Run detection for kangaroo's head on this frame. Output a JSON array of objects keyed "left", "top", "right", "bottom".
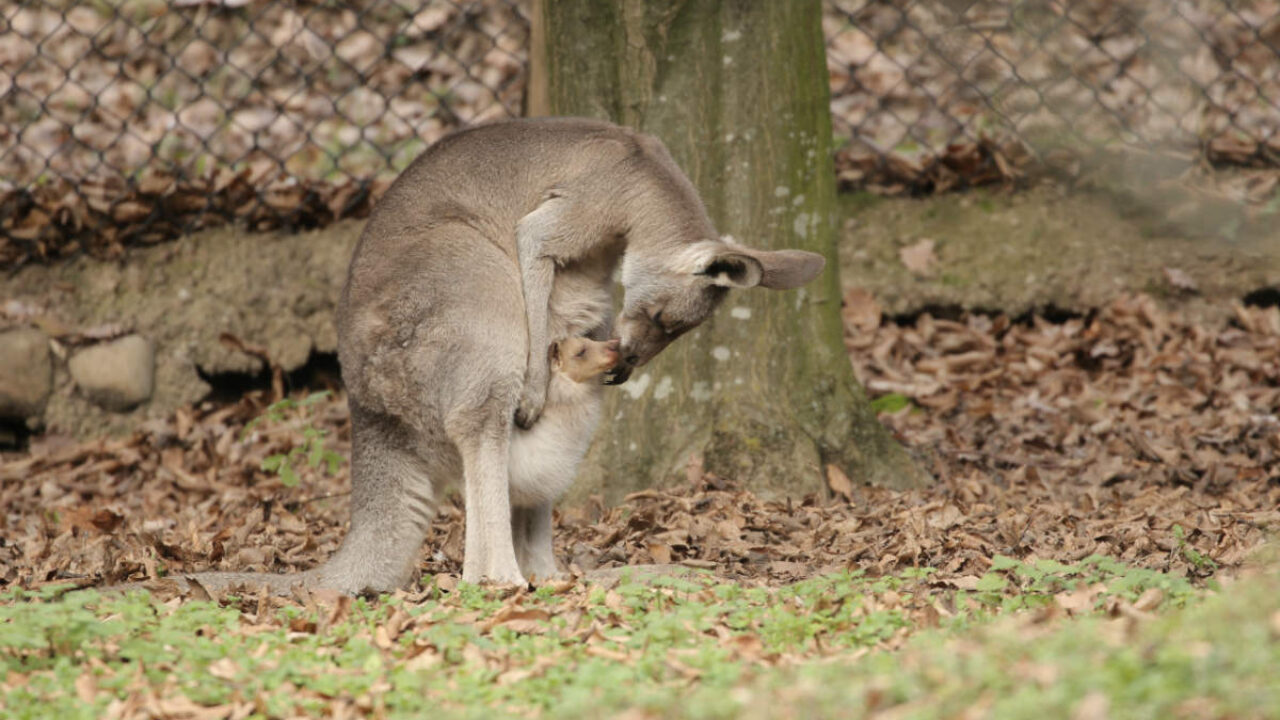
[{"left": 607, "top": 238, "right": 825, "bottom": 384}]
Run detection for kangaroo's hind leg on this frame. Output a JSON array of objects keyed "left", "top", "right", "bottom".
[
  {"left": 441, "top": 355, "right": 525, "bottom": 586},
  {"left": 313, "top": 404, "right": 437, "bottom": 594},
  {"left": 450, "top": 419, "right": 525, "bottom": 586}
]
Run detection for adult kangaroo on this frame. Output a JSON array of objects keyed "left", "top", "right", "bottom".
[{"left": 175, "top": 118, "right": 825, "bottom": 594}]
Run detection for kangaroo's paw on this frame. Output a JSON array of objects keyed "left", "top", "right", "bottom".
[
  {"left": 514, "top": 380, "right": 547, "bottom": 430},
  {"left": 462, "top": 557, "right": 527, "bottom": 587}
]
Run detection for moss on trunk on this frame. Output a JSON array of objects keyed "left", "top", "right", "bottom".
[{"left": 531, "top": 0, "right": 931, "bottom": 502}]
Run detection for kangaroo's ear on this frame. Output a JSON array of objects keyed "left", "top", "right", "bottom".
[
  {"left": 746, "top": 249, "right": 826, "bottom": 290},
  {"left": 700, "top": 252, "right": 764, "bottom": 288},
  {"left": 693, "top": 242, "right": 826, "bottom": 290}
]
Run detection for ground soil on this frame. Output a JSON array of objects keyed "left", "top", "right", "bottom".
[
  {"left": 839, "top": 180, "right": 1280, "bottom": 322},
  {"left": 2, "top": 220, "right": 362, "bottom": 438}
]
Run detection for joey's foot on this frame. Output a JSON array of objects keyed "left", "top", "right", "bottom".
[
  {"left": 517, "top": 558, "right": 563, "bottom": 584},
  {"left": 524, "top": 570, "right": 568, "bottom": 586}
]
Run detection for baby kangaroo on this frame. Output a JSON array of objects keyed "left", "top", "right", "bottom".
[{"left": 508, "top": 336, "right": 618, "bottom": 579}]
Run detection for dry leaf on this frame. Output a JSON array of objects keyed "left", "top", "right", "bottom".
[
  {"left": 648, "top": 543, "right": 673, "bottom": 565},
  {"left": 1162, "top": 267, "right": 1198, "bottom": 293},
  {"left": 899, "top": 239, "right": 937, "bottom": 276},
  {"left": 826, "top": 464, "right": 854, "bottom": 502},
  {"left": 207, "top": 657, "right": 240, "bottom": 680},
  {"left": 74, "top": 671, "right": 96, "bottom": 704},
  {"left": 1056, "top": 583, "right": 1106, "bottom": 615},
  {"left": 1072, "top": 692, "right": 1110, "bottom": 720},
  {"left": 842, "top": 288, "right": 882, "bottom": 333},
  {"left": 1132, "top": 587, "right": 1164, "bottom": 612}
]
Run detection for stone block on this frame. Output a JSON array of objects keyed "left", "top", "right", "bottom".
[
  {"left": 0, "top": 327, "right": 53, "bottom": 421},
  {"left": 69, "top": 334, "right": 155, "bottom": 412}
]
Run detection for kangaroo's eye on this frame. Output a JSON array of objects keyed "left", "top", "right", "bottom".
[{"left": 652, "top": 310, "right": 680, "bottom": 335}]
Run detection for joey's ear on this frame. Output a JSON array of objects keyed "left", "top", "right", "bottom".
[
  {"left": 700, "top": 253, "right": 764, "bottom": 288},
  {"left": 746, "top": 249, "right": 826, "bottom": 290},
  {"left": 547, "top": 342, "right": 561, "bottom": 370}
]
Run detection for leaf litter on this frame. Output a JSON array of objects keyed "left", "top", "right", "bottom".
[
  {"left": 0, "top": 292, "right": 1273, "bottom": 595},
  {"left": 1, "top": 293, "right": 1278, "bottom": 717}
]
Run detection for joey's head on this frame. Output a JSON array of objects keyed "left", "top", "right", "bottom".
[
  {"left": 607, "top": 238, "right": 826, "bottom": 384},
  {"left": 551, "top": 337, "right": 621, "bottom": 384}
]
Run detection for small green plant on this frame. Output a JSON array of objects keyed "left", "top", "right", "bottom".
[
  {"left": 242, "top": 391, "right": 344, "bottom": 487},
  {"left": 870, "top": 392, "right": 913, "bottom": 414},
  {"left": 969, "top": 554, "right": 1202, "bottom": 613},
  {"left": 1173, "top": 524, "right": 1218, "bottom": 572}
]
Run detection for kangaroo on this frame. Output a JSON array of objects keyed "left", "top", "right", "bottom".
[
  {"left": 154, "top": 117, "right": 824, "bottom": 595},
  {"left": 509, "top": 336, "right": 618, "bottom": 579}
]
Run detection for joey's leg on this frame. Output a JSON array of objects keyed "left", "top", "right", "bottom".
[
  {"left": 511, "top": 505, "right": 530, "bottom": 571},
  {"left": 511, "top": 503, "right": 560, "bottom": 581},
  {"left": 316, "top": 407, "right": 435, "bottom": 594},
  {"left": 455, "top": 425, "right": 525, "bottom": 585},
  {"left": 514, "top": 195, "right": 567, "bottom": 429}
]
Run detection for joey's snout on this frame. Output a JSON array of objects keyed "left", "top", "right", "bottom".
[
  {"left": 599, "top": 340, "right": 620, "bottom": 370},
  {"left": 603, "top": 338, "right": 621, "bottom": 365},
  {"left": 556, "top": 336, "right": 623, "bottom": 383},
  {"left": 603, "top": 335, "right": 639, "bottom": 385}
]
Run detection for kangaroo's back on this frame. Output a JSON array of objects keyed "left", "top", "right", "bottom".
[{"left": 356, "top": 118, "right": 639, "bottom": 260}]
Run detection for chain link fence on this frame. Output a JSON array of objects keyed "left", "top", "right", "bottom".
[
  {"left": 1, "top": 0, "right": 528, "bottom": 265},
  {"left": 826, "top": 0, "right": 1280, "bottom": 195},
  {"left": 2, "top": 1, "right": 1278, "bottom": 267}
]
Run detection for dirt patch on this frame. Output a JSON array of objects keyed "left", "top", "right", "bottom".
[
  {"left": 1, "top": 220, "right": 362, "bottom": 438},
  {"left": 839, "top": 181, "right": 1280, "bottom": 321}
]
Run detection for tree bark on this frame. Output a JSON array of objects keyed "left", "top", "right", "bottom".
[{"left": 530, "top": 0, "right": 931, "bottom": 502}]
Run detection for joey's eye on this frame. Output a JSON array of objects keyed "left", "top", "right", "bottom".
[{"left": 575, "top": 348, "right": 587, "bottom": 358}]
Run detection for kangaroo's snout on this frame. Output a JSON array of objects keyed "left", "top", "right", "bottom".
[{"left": 603, "top": 360, "right": 633, "bottom": 385}]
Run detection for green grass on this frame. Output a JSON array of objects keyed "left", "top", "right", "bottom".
[
  {"left": 0, "top": 556, "right": 1267, "bottom": 719},
  {"left": 717, "top": 566, "right": 1278, "bottom": 720},
  {"left": 869, "top": 392, "right": 913, "bottom": 414}
]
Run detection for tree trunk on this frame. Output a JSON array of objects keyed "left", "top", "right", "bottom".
[{"left": 529, "top": 0, "right": 931, "bottom": 502}]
